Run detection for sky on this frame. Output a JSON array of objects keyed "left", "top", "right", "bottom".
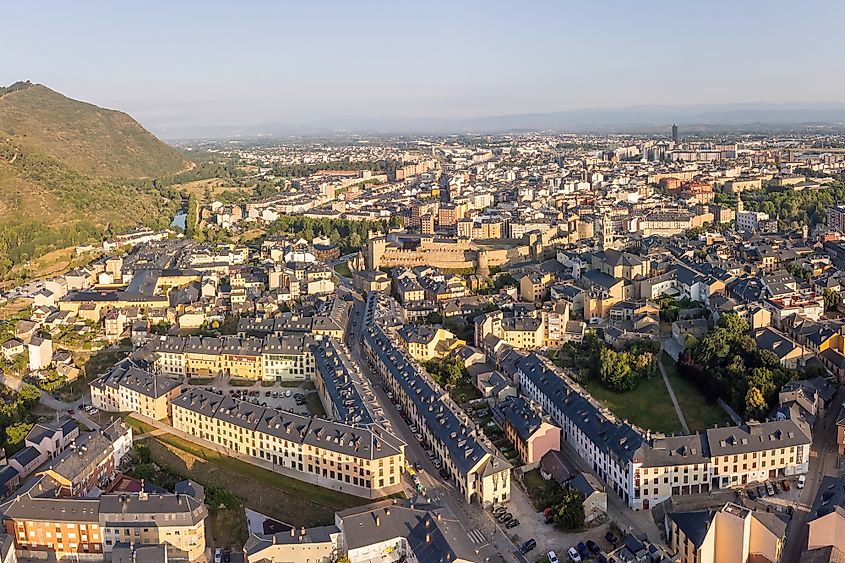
[{"left": 5, "top": 0, "right": 845, "bottom": 136}]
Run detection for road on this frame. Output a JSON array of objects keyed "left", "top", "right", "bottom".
[
  {"left": 0, "top": 371, "right": 101, "bottom": 430},
  {"left": 344, "top": 292, "right": 517, "bottom": 562},
  {"left": 780, "top": 387, "right": 843, "bottom": 563}
]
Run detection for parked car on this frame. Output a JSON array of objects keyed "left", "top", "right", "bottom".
[
  {"left": 285, "top": 390, "right": 292, "bottom": 397},
  {"left": 766, "top": 482, "right": 775, "bottom": 496},
  {"left": 782, "top": 479, "right": 791, "bottom": 491},
  {"left": 497, "top": 512, "right": 512, "bottom": 523},
  {"left": 222, "top": 550, "right": 231, "bottom": 563},
  {"left": 265, "top": 391, "right": 271, "bottom": 397},
  {"left": 506, "top": 518, "right": 519, "bottom": 528},
  {"left": 549, "top": 550, "right": 561, "bottom": 563},
  {"left": 438, "top": 468, "right": 449, "bottom": 479},
  {"left": 798, "top": 475, "right": 806, "bottom": 489},
  {"left": 493, "top": 506, "right": 507, "bottom": 516},
  {"left": 747, "top": 488, "right": 757, "bottom": 500},
  {"left": 605, "top": 531, "right": 618, "bottom": 547},
  {"left": 214, "top": 548, "right": 222, "bottom": 563},
  {"left": 586, "top": 540, "right": 601, "bottom": 555},
  {"left": 577, "top": 542, "right": 589, "bottom": 559},
  {"left": 757, "top": 485, "right": 767, "bottom": 498},
  {"left": 432, "top": 459, "right": 442, "bottom": 469},
  {"left": 564, "top": 547, "right": 577, "bottom": 562},
  {"left": 773, "top": 481, "right": 781, "bottom": 494},
  {"left": 520, "top": 539, "right": 537, "bottom": 554}
]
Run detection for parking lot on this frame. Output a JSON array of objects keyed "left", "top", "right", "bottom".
[{"left": 185, "top": 382, "right": 317, "bottom": 417}]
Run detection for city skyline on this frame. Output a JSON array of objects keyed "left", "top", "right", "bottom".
[{"left": 5, "top": 0, "right": 845, "bottom": 137}]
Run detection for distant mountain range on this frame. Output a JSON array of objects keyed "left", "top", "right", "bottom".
[{"left": 152, "top": 102, "right": 845, "bottom": 140}]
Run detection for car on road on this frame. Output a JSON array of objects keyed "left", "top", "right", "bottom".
[
  {"left": 586, "top": 540, "right": 601, "bottom": 555},
  {"left": 563, "top": 547, "right": 577, "bottom": 562},
  {"left": 605, "top": 531, "right": 618, "bottom": 547},
  {"left": 798, "top": 475, "right": 806, "bottom": 489},
  {"left": 520, "top": 538, "right": 537, "bottom": 554}
]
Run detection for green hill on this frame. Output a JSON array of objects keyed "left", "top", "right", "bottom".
[
  {"left": 0, "top": 82, "right": 194, "bottom": 278},
  {"left": 0, "top": 81, "right": 191, "bottom": 178}
]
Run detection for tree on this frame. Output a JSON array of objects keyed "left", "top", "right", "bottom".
[
  {"left": 745, "top": 387, "right": 767, "bottom": 420},
  {"left": 824, "top": 288, "right": 840, "bottom": 312},
  {"left": 17, "top": 384, "right": 41, "bottom": 407},
  {"left": 5, "top": 422, "right": 34, "bottom": 454},
  {"left": 553, "top": 490, "right": 585, "bottom": 531}
]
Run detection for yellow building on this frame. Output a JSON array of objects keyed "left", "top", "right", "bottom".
[
  {"left": 667, "top": 502, "right": 784, "bottom": 563},
  {"left": 100, "top": 492, "right": 208, "bottom": 561},
  {"left": 171, "top": 389, "right": 405, "bottom": 499},
  {"left": 90, "top": 364, "right": 182, "bottom": 420}
]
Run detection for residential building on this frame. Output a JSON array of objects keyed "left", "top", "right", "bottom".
[{"left": 666, "top": 502, "right": 785, "bottom": 563}]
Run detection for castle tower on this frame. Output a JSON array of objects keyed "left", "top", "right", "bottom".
[{"left": 366, "top": 232, "right": 386, "bottom": 270}]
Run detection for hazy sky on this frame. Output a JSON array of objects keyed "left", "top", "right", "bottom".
[{"left": 5, "top": 0, "right": 845, "bottom": 134}]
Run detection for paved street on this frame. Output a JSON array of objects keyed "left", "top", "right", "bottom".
[
  {"left": 0, "top": 370, "right": 100, "bottom": 430},
  {"left": 780, "top": 388, "right": 844, "bottom": 563},
  {"left": 345, "top": 292, "right": 517, "bottom": 562}
]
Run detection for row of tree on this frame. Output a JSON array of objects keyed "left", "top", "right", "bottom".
[
  {"left": 680, "top": 313, "right": 796, "bottom": 420},
  {"left": 0, "top": 384, "right": 41, "bottom": 454},
  {"left": 557, "top": 333, "right": 659, "bottom": 393}
]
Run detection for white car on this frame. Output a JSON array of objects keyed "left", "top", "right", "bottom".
[
  {"left": 565, "top": 548, "right": 579, "bottom": 562},
  {"left": 797, "top": 475, "right": 806, "bottom": 489},
  {"left": 214, "top": 548, "right": 222, "bottom": 563},
  {"left": 549, "top": 550, "right": 561, "bottom": 563}
]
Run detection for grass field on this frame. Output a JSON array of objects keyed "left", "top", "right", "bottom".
[
  {"left": 333, "top": 261, "right": 352, "bottom": 278},
  {"left": 660, "top": 353, "right": 732, "bottom": 431},
  {"left": 124, "top": 415, "right": 156, "bottom": 435},
  {"left": 583, "top": 374, "right": 684, "bottom": 434}
]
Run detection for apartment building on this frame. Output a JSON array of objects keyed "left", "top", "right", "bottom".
[
  {"left": 397, "top": 325, "right": 460, "bottom": 361},
  {"left": 493, "top": 397, "right": 561, "bottom": 466},
  {"left": 666, "top": 502, "right": 784, "bottom": 563},
  {"left": 0, "top": 490, "right": 207, "bottom": 562},
  {"left": 99, "top": 493, "right": 207, "bottom": 561},
  {"left": 515, "top": 352, "right": 811, "bottom": 510},
  {"left": 363, "top": 294, "right": 511, "bottom": 506},
  {"left": 171, "top": 389, "right": 405, "bottom": 499},
  {"left": 90, "top": 363, "right": 182, "bottom": 420},
  {"left": 1, "top": 495, "right": 103, "bottom": 559},
  {"left": 828, "top": 204, "right": 845, "bottom": 234}
]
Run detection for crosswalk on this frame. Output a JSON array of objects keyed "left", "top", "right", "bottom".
[{"left": 467, "top": 529, "right": 487, "bottom": 546}]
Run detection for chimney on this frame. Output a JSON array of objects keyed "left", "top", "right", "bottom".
[
  {"left": 300, "top": 527, "right": 305, "bottom": 537},
  {"left": 385, "top": 508, "right": 390, "bottom": 516},
  {"left": 375, "top": 515, "right": 381, "bottom": 527},
  {"left": 290, "top": 528, "right": 295, "bottom": 538},
  {"left": 425, "top": 532, "right": 431, "bottom": 544}
]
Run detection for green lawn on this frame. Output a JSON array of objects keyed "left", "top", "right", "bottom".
[
  {"left": 124, "top": 414, "right": 156, "bottom": 435},
  {"left": 187, "top": 377, "right": 214, "bottom": 385},
  {"left": 333, "top": 261, "right": 352, "bottom": 278},
  {"left": 660, "top": 353, "right": 732, "bottom": 431},
  {"left": 583, "top": 374, "right": 683, "bottom": 435},
  {"left": 229, "top": 378, "right": 256, "bottom": 387}
]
